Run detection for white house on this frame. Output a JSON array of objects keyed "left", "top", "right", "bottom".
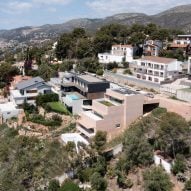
[
  {"left": 98, "top": 44, "right": 134, "bottom": 64},
  {"left": 10, "top": 77, "right": 52, "bottom": 105},
  {"left": 0, "top": 102, "right": 22, "bottom": 123},
  {"left": 134, "top": 56, "right": 182, "bottom": 84}
]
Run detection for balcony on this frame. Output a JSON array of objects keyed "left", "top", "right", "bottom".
[{"left": 77, "top": 124, "right": 95, "bottom": 138}]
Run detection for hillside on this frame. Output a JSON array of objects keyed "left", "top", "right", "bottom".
[{"left": 0, "top": 4, "right": 191, "bottom": 45}]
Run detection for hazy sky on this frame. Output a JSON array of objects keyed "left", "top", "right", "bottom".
[{"left": 0, "top": 0, "right": 190, "bottom": 29}]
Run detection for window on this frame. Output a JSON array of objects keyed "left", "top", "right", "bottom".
[
  {"left": 115, "top": 124, "right": 120, "bottom": 128},
  {"left": 148, "top": 77, "right": 152, "bottom": 81},
  {"left": 26, "top": 89, "right": 37, "bottom": 93}
]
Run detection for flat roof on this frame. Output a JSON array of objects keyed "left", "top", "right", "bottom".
[
  {"left": 178, "top": 34, "right": 191, "bottom": 37},
  {"left": 112, "top": 44, "right": 132, "bottom": 48},
  {"left": 113, "top": 88, "right": 139, "bottom": 95},
  {"left": 84, "top": 111, "right": 102, "bottom": 121},
  {"left": 77, "top": 75, "right": 103, "bottom": 83},
  {"left": 61, "top": 133, "right": 89, "bottom": 144},
  {"left": 0, "top": 102, "right": 17, "bottom": 112},
  {"left": 140, "top": 56, "right": 177, "bottom": 64}
]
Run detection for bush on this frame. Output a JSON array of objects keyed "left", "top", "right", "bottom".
[
  {"left": 152, "top": 107, "right": 167, "bottom": 117},
  {"left": 172, "top": 154, "right": 186, "bottom": 175},
  {"left": 96, "top": 69, "right": 104, "bottom": 76},
  {"left": 60, "top": 179, "right": 81, "bottom": 191},
  {"left": 90, "top": 172, "right": 107, "bottom": 191},
  {"left": 123, "top": 69, "right": 132, "bottom": 75},
  {"left": 28, "top": 114, "right": 62, "bottom": 127},
  {"left": 117, "top": 172, "right": 133, "bottom": 189}
]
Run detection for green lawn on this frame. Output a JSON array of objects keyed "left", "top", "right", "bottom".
[
  {"left": 100, "top": 100, "right": 114, "bottom": 106},
  {"left": 47, "top": 102, "right": 70, "bottom": 115}
]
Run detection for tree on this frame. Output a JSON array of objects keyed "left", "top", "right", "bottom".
[
  {"left": 92, "top": 131, "right": 107, "bottom": 152},
  {"left": 143, "top": 166, "right": 173, "bottom": 191},
  {"left": 123, "top": 127, "right": 153, "bottom": 169},
  {"left": 157, "top": 112, "right": 190, "bottom": 158},
  {"left": 48, "top": 179, "right": 60, "bottom": 191},
  {"left": 38, "top": 63, "right": 56, "bottom": 81},
  {"left": 0, "top": 62, "right": 19, "bottom": 84},
  {"left": 90, "top": 172, "right": 107, "bottom": 191}
]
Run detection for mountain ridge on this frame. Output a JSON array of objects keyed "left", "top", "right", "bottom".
[{"left": 0, "top": 4, "right": 191, "bottom": 45}]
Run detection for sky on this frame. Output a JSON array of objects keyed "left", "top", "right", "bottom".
[{"left": 0, "top": 0, "right": 191, "bottom": 30}]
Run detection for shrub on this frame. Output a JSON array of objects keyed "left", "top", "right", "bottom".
[
  {"left": 60, "top": 179, "right": 81, "bottom": 191},
  {"left": 36, "top": 93, "right": 59, "bottom": 106},
  {"left": 123, "top": 69, "right": 132, "bottom": 75},
  {"left": 172, "top": 154, "right": 186, "bottom": 175},
  {"left": 96, "top": 69, "right": 104, "bottom": 76},
  {"left": 28, "top": 114, "right": 62, "bottom": 127}
]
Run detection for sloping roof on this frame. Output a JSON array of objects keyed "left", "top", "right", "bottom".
[
  {"left": 140, "top": 56, "right": 177, "bottom": 64},
  {"left": 16, "top": 76, "right": 44, "bottom": 90}
]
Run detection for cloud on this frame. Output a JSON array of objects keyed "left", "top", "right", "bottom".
[
  {"left": 86, "top": 0, "right": 191, "bottom": 16},
  {"left": 32, "top": 0, "right": 73, "bottom": 5},
  {"left": 3, "top": 1, "right": 33, "bottom": 14}
]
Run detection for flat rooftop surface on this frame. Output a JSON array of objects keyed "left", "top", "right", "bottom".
[
  {"left": 61, "top": 133, "right": 89, "bottom": 145},
  {"left": 78, "top": 75, "right": 103, "bottom": 83},
  {"left": 84, "top": 111, "right": 102, "bottom": 121},
  {"left": 114, "top": 88, "right": 139, "bottom": 95},
  {"left": 0, "top": 102, "right": 17, "bottom": 112}
]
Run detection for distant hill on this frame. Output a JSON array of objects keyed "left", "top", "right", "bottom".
[{"left": 0, "top": 4, "right": 191, "bottom": 44}]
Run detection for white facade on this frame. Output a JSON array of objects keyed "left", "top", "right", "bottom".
[
  {"left": 154, "top": 154, "right": 172, "bottom": 174},
  {"left": 0, "top": 102, "right": 22, "bottom": 122},
  {"left": 98, "top": 45, "right": 134, "bottom": 64},
  {"left": 173, "top": 35, "right": 191, "bottom": 45},
  {"left": 10, "top": 77, "right": 51, "bottom": 105},
  {"left": 61, "top": 133, "right": 89, "bottom": 153},
  {"left": 135, "top": 56, "right": 182, "bottom": 84}
]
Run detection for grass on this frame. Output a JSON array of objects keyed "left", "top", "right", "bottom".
[
  {"left": 100, "top": 100, "right": 114, "bottom": 107},
  {"left": 47, "top": 102, "right": 70, "bottom": 115},
  {"left": 181, "top": 88, "right": 191, "bottom": 92}
]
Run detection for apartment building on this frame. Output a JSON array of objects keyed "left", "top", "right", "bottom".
[
  {"left": 61, "top": 73, "right": 110, "bottom": 114},
  {"left": 98, "top": 44, "right": 134, "bottom": 64},
  {"left": 134, "top": 56, "right": 182, "bottom": 84},
  {"left": 10, "top": 77, "right": 51, "bottom": 105},
  {"left": 76, "top": 88, "right": 144, "bottom": 140}
]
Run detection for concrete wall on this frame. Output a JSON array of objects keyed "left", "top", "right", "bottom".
[
  {"left": 177, "top": 89, "right": 191, "bottom": 103},
  {"left": 154, "top": 155, "right": 172, "bottom": 174},
  {"left": 104, "top": 72, "right": 160, "bottom": 91}
]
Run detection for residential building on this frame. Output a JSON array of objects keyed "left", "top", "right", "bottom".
[
  {"left": 98, "top": 44, "right": 134, "bottom": 64},
  {"left": 169, "top": 34, "right": 191, "bottom": 55},
  {"left": 0, "top": 102, "right": 22, "bottom": 123},
  {"left": 10, "top": 77, "right": 51, "bottom": 105},
  {"left": 143, "top": 40, "right": 163, "bottom": 56},
  {"left": 134, "top": 56, "right": 182, "bottom": 84},
  {"left": 76, "top": 88, "right": 144, "bottom": 140},
  {"left": 61, "top": 73, "right": 110, "bottom": 114}
]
